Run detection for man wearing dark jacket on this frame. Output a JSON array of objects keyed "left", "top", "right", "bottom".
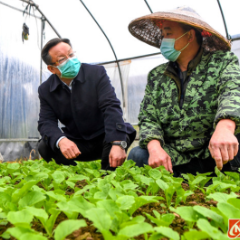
[{"left": 38, "top": 38, "right": 136, "bottom": 169}]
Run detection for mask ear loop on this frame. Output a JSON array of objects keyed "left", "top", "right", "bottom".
[
  {"left": 176, "top": 31, "right": 189, "bottom": 41},
  {"left": 176, "top": 31, "right": 190, "bottom": 52}
]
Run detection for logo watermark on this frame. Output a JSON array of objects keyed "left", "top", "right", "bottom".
[{"left": 228, "top": 219, "right": 240, "bottom": 238}]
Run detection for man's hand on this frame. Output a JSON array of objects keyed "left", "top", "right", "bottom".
[
  {"left": 147, "top": 140, "right": 173, "bottom": 173},
  {"left": 109, "top": 145, "right": 127, "bottom": 168},
  {"left": 58, "top": 138, "right": 81, "bottom": 159},
  {"left": 209, "top": 119, "right": 238, "bottom": 170}
]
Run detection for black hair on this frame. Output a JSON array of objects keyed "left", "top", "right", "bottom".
[
  {"left": 41, "top": 38, "right": 72, "bottom": 65},
  {"left": 180, "top": 23, "right": 203, "bottom": 46}
]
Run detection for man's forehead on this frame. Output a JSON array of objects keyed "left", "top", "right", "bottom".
[
  {"left": 49, "top": 42, "right": 71, "bottom": 56},
  {"left": 162, "top": 21, "right": 181, "bottom": 30}
]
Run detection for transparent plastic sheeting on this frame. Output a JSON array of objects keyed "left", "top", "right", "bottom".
[
  {"left": 0, "top": 141, "right": 39, "bottom": 162},
  {"left": 0, "top": 3, "right": 49, "bottom": 161}
]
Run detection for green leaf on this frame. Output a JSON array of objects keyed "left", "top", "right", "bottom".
[
  {"left": 148, "top": 169, "right": 162, "bottom": 179},
  {"left": 122, "top": 180, "right": 138, "bottom": 191},
  {"left": 193, "top": 206, "right": 223, "bottom": 224},
  {"left": 51, "top": 171, "right": 65, "bottom": 184},
  {"left": 108, "top": 188, "right": 124, "bottom": 201},
  {"left": 56, "top": 202, "right": 78, "bottom": 219},
  {"left": 7, "top": 163, "right": 20, "bottom": 170},
  {"left": 207, "top": 192, "right": 238, "bottom": 202},
  {"left": 34, "top": 172, "right": 49, "bottom": 181},
  {"left": 20, "top": 233, "right": 48, "bottom": 240},
  {"left": 102, "top": 230, "right": 128, "bottom": 240},
  {"left": 217, "top": 202, "right": 240, "bottom": 219},
  {"left": 197, "top": 219, "right": 228, "bottom": 240},
  {"left": 67, "top": 175, "right": 89, "bottom": 182},
  {"left": 137, "top": 175, "right": 153, "bottom": 186},
  {"left": 7, "top": 209, "right": 33, "bottom": 225},
  {"left": 54, "top": 219, "right": 86, "bottom": 240},
  {"left": 85, "top": 168, "right": 101, "bottom": 178},
  {"left": 116, "top": 196, "right": 135, "bottom": 210},
  {"left": 154, "top": 226, "right": 179, "bottom": 240},
  {"left": 165, "top": 185, "right": 175, "bottom": 207},
  {"left": 11, "top": 180, "right": 38, "bottom": 203},
  {"left": 118, "top": 222, "right": 153, "bottom": 238},
  {"left": 46, "top": 191, "right": 66, "bottom": 202},
  {"left": 146, "top": 182, "right": 160, "bottom": 195},
  {"left": 214, "top": 166, "right": 226, "bottom": 178},
  {"left": 161, "top": 214, "right": 175, "bottom": 225},
  {"left": 67, "top": 195, "right": 95, "bottom": 216},
  {"left": 94, "top": 190, "right": 108, "bottom": 200},
  {"left": 18, "top": 191, "right": 46, "bottom": 209},
  {"left": 191, "top": 176, "right": 207, "bottom": 185},
  {"left": 96, "top": 199, "right": 120, "bottom": 216},
  {"left": 156, "top": 179, "right": 169, "bottom": 191},
  {"left": 121, "top": 160, "right": 136, "bottom": 169},
  {"left": 144, "top": 212, "right": 174, "bottom": 227},
  {"left": 0, "top": 192, "right": 11, "bottom": 209},
  {"left": 5, "top": 226, "right": 36, "bottom": 239},
  {"left": 170, "top": 206, "right": 201, "bottom": 222},
  {"left": 0, "top": 177, "right": 11, "bottom": 186},
  {"left": 45, "top": 208, "right": 60, "bottom": 234},
  {"left": 86, "top": 208, "right": 112, "bottom": 231},
  {"left": 227, "top": 198, "right": 240, "bottom": 210},
  {"left": 128, "top": 196, "right": 159, "bottom": 215},
  {"left": 183, "top": 230, "right": 210, "bottom": 240},
  {"left": 213, "top": 181, "right": 240, "bottom": 192},
  {"left": 65, "top": 180, "right": 75, "bottom": 189},
  {"left": 224, "top": 171, "right": 240, "bottom": 181},
  {"left": 25, "top": 207, "right": 48, "bottom": 222}
]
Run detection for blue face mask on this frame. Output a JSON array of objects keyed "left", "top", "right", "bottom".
[
  {"left": 56, "top": 57, "right": 81, "bottom": 79},
  {"left": 160, "top": 31, "right": 190, "bottom": 62}
]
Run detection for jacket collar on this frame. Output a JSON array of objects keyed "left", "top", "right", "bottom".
[
  {"left": 165, "top": 47, "right": 204, "bottom": 77},
  {"left": 50, "top": 63, "right": 85, "bottom": 92}
]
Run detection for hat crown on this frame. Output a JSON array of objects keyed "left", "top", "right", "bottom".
[{"left": 170, "top": 6, "right": 203, "bottom": 21}]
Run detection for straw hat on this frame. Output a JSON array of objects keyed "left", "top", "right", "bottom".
[{"left": 128, "top": 6, "right": 231, "bottom": 52}]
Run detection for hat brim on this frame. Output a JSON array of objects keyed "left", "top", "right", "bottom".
[{"left": 128, "top": 11, "right": 231, "bottom": 51}]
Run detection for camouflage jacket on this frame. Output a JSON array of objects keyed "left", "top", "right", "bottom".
[{"left": 139, "top": 49, "right": 240, "bottom": 166}]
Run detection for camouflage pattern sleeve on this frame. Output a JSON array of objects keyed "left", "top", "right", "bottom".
[
  {"left": 214, "top": 52, "right": 240, "bottom": 134},
  {"left": 138, "top": 72, "right": 165, "bottom": 149}
]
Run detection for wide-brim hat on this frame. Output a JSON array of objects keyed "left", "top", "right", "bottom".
[{"left": 128, "top": 6, "right": 231, "bottom": 52}]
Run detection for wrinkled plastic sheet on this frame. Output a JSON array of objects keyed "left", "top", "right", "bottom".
[{"left": 0, "top": 141, "right": 39, "bottom": 162}]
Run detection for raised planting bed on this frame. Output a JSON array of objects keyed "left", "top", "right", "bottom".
[{"left": 0, "top": 159, "right": 239, "bottom": 240}]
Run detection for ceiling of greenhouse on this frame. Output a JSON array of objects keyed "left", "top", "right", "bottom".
[{"left": 0, "top": 0, "right": 239, "bottom": 64}]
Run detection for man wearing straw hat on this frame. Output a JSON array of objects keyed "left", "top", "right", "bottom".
[{"left": 128, "top": 6, "right": 240, "bottom": 175}]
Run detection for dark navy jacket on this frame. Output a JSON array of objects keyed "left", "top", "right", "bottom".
[{"left": 38, "top": 63, "right": 136, "bottom": 150}]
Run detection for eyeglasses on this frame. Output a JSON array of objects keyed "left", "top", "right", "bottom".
[{"left": 50, "top": 51, "right": 77, "bottom": 66}]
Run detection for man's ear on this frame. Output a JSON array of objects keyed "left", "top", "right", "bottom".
[
  {"left": 188, "top": 29, "right": 195, "bottom": 42},
  {"left": 47, "top": 65, "right": 55, "bottom": 74}
]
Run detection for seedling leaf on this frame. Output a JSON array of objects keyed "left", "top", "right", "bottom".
[
  {"left": 54, "top": 219, "right": 86, "bottom": 240},
  {"left": 154, "top": 226, "right": 179, "bottom": 240},
  {"left": 118, "top": 222, "right": 153, "bottom": 238}
]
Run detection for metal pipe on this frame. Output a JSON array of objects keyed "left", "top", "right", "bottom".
[
  {"left": 96, "top": 52, "right": 161, "bottom": 66},
  {"left": 232, "top": 34, "right": 240, "bottom": 41},
  {"left": 19, "top": 0, "right": 61, "bottom": 38},
  {"left": 40, "top": 17, "right": 45, "bottom": 85},
  {"left": 217, "top": 0, "right": 231, "bottom": 40},
  {"left": 78, "top": 0, "right": 125, "bottom": 108},
  {"left": 0, "top": 139, "right": 39, "bottom": 142},
  {"left": 144, "top": 0, "right": 153, "bottom": 13},
  {"left": 0, "top": 0, "right": 41, "bottom": 18}
]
